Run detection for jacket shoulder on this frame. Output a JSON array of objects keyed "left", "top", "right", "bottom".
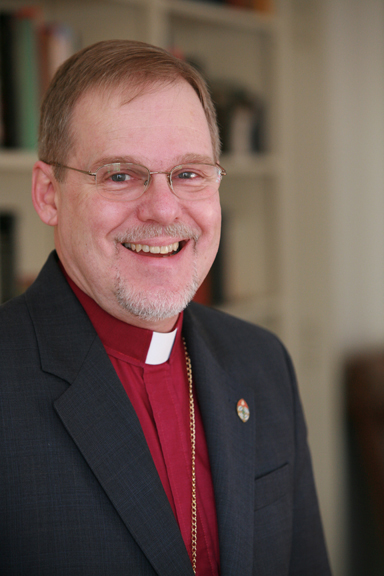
[
  {"left": 0, "top": 251, "right": 66, "bottom": 346},
  {"left": 184, "top": 302, "right": 294, "bottom": 388},
  {"left": 0, "top": 292, "right": 33, "bottom": 344}
]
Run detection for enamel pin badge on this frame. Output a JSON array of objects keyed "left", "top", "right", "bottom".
[{"left": 237, "top": 399, "right": 250, "bottom": 423}]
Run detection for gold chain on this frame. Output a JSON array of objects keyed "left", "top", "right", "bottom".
[{"left": 183, "top": 337, "right": 197, "bottom": 574}]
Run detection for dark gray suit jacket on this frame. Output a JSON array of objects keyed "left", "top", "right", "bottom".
[{"left": 0, "top": 252, "right": 331, "bottom": 575}]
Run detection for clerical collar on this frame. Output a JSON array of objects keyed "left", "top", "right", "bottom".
[
  {"left": 145, "top": 329, "right": 177, "bottom": 364},
  {"left": 61, "top": 266, "right": 182, "bottom": 365}
]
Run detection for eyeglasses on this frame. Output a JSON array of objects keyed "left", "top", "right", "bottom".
[{"left": 45, "top": 160, "right": 226, "bottom": 201}]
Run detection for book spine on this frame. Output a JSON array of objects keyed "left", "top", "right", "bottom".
[
  {"left": 14, "top": 14, "right": 39, "bottom": 149},
  {"left": 0, "top": 12, "right": 19, "bottom": 148},
  {"left": 0, "top": 212, "right": 16, "bottom": 302},
  {"left": 47, "top": 23, "right": 76, "bottom": 80},
  {"left": 0, "top": 7, "right": 76, "bottom": 151}
]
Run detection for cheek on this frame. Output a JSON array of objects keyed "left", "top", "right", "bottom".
[
  {"left": 193, "top": 200, "right": 221, "bottom": 266},
  {"left": 69, "top": 194, "right": 135, "bottom": 244},
  {"left": 196, "top": 200, "right": 221, "bottom": 246}
]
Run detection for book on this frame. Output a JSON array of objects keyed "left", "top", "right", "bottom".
[
  {"left": 14, "top": 9, "right": 40, "bottom": 149},
  {"left": 210, "top": 79, "right": 266, "bottom": 155},
  {"left": 225, "top": 0, "right": 274, "bottom": 12},
  {"left": 38, "top": 22, "right": 77, "bottom": 100},
  {"left": 0, "top": 8, "right": 76, "bottom": 150},
  {"left": 46, "top": 22, "right": 77, "bottom": 80},
  {"left": 0, "top": 212, "right": 16, "bottom": 302},
  {"left": 252, "top": 0, "right": 274, "bottom": 13},
  {"left": 0, "top": 12, "right": 19, "bottom": 148},
  {"left": 226, "top": 0, "right": 250, "bottom": 8}
]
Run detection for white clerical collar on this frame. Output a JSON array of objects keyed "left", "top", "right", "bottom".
[{"left": 145, "top": 327, "right": 178, "bottom": 365}]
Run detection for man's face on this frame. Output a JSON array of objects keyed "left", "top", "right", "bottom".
[{"left": 53, "top": 81, "right": 221, "bottom": 331}]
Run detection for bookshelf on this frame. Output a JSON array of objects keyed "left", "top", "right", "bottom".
[
  {"left": 0, "top": 2, "right": 346, "bottom": 571},
  {"left": 0, "top": 0, "right": 288, "bottom": 339}
]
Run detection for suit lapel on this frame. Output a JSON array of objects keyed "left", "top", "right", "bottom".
[
  {"left": 26, "top": 253, "right": 193, "bottom": 576},
  {"left": 184, "top": 307, "right": 256, "bottom": 576},
  {"left": 53, "top": 338, "right": 193, "bottom": 576}
]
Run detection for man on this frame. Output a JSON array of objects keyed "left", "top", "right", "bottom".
[{"left": 0, "top": 40, "right": 331, "bottom": 575}]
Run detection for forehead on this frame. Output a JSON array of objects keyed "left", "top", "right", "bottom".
[{"left": 69, "top": 80, "right": 213, "bottom": 165}]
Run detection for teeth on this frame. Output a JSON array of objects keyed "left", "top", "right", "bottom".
[{"left": 124, "top": 241, "right": 180, "bottom": 254}]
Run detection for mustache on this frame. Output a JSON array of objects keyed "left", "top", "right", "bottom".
[{"left": 115, "top": 223, "right": 200, "bottom": 244}]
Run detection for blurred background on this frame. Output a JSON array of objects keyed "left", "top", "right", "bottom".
[{"left": 1, "top": 0, "right": 384, "bottom": 574}]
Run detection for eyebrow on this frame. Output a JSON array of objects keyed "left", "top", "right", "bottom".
[{"left": 89, "top": 153, "right": 215, "bottom": 172}]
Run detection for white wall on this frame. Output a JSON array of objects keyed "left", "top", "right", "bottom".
[
  {"left": 283, "top": 1, "right": 346, "bottom": 573},
  {"left": 289, "top": 1, "right": 384, "bottom": 574},
  {"left": 326, "top": 0, "right": 384, "bottom": 355},
  {"left": 325, "top": 2, "right": 384, "bottom": 570}
]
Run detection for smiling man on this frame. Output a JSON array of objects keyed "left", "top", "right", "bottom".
[
  {"left": 34, "top": 80, "right": 221, "bottom": 331},
  {"left": 0, "top": 41, "right": 331, "bottom": 575}
]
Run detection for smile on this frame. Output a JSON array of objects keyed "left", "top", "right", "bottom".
[{"left": 123, "top": 241, "right": 181, "bottom": 255}]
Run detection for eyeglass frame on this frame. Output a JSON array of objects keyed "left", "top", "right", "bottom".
[{"left": 43, "top": 160, "right": 227, "bottom": 200}]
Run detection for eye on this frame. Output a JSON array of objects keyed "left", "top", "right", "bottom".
[
  {"left": 96, "top": 163, "right": 148, "bottom": 199},
  {"left": 173, "top": 166, "right": 207, "bottom": 182},
  {"left": 176, "top": 170, "right": 199, "bottom": 180},
  {"left": 110, "top": 172, "right": 132, "bottom": 182},
  {"left": 103, "top": 166, "right": 145, "bottom": 186}
]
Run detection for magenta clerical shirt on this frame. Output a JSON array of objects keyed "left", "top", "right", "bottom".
[{"left": 64, "top": 273, "right": 220, "bottom": 575}]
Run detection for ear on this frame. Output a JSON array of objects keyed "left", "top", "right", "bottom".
[{"left": 31, "top": 161, "right": 60, "bottom": 226}]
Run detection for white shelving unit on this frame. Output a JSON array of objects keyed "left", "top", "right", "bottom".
[{"left": 0, "top": 0, "right": 288, "bottom": 339}]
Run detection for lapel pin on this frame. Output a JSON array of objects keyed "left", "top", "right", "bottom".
[{"left": 237, "top": 399, "right": 250, "bottom": 422}]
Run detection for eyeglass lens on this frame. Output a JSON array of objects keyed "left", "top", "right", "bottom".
[{"left": 95, "top": 163, "right": 222, "bottom": 200}]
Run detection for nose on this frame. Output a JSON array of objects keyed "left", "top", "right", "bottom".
[{"left": 136, "top": 171, "right": 182, "bottom": 225}]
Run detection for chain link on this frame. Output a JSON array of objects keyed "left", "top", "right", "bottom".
[{"left": 183, "top": 337, "right": 197, "bottom": 575}]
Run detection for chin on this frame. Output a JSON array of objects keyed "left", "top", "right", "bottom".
[{"left": 114, "top": 272, "right": 200, "bottom": 323}]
